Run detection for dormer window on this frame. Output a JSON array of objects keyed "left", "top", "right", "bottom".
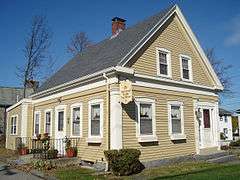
[
  {"left": 180, "top": 55, "right": 192, "bottom": 81},
  {"left": 156, "top": 48, "right": 171, "bottom": 78}
]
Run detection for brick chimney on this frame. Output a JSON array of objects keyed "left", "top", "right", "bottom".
[
  {"left": 26, "top": 80, "right": 39, "bottom": 92},
  {"left": 112, "top": 17, "right": 126, "bottom": 36}
]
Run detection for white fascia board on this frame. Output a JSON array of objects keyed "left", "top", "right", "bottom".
[
  {"left": 6, "top": 98, "right": 32, "bottom": 112},
  {"left": 31, "top": 67, "right": 115, "bottom": 98},
  {"left": 32, "top": 77, "right": 118, "bottom": 104},
  {"left": 114, "top": 66, "right": 134, "bottom": 75},
  {"left": 174, "top": 6, "right": 223, "bottom": 90},
  {"left": 133, "top": 80, "right": 218, "bottom": 97},
  {"left": 134, "top": 73, "right": 216, "bottom": 91}
]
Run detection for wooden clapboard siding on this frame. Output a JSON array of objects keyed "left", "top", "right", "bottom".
[
  {"left": 33, "top": 85, "right": 107, "bottom": 162},
  {"left": 122, "top": 85, "right": 217, "bottom": 161},
  {"left": 6, "top": 105, "right": 22, "bottom": 150},
  {"left": 131, "top": 14, "right": 215, "bottom": 88}
]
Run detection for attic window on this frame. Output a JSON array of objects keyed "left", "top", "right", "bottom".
[
  {"left": 156, "top": 48, "right": 171, "bottom": 78},
  {"left": 180, "top": 55, "right": 192, "bottom": 81}
]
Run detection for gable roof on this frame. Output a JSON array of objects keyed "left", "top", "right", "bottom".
[
  {"left": 36, "top": 4, "right": 223, "bottom": 94},
  {"left": 0, "top": 87, "right": 32, "bottom": 106},
  {"left": 219, "top": 108, "right": 232, "bottom": 116},
  {"left": 36, "top": 5, "right": 174, "bottom": 93}
]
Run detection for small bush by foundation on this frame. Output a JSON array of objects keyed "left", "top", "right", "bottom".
[{"left": 104, "top": 149, "right": 144, "bottom": 176}]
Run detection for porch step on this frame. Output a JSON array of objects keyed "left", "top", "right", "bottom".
[
  {"left": 207, "top": 154, "right": 239, "bottom": 163},
  {"left": 196, "top": 151, "right": 230, "bottom": 161}
]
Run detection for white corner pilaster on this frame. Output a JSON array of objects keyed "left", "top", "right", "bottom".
[
  {"left": 110, "top": 89, "right": 123, "bottom": 150},
  {"left": 215, "top": 101, "right": 221, "bottom": 150},
  {"left": 21, "top": 102, "right": 29, "bottom": 138}
]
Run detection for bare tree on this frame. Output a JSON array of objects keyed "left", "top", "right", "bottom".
[
  {"left": 206, "top": 48, "right": 232, "bottom": 95},
  {"left": 16, "top": 15, "right": 52, "bottom": 97},
  {"left": 67, "top": 32, "right": 92, "bottom": 56}
]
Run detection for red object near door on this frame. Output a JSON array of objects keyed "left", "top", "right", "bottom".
[{"left": 203, "top": 109, "right": 210, "bottom": 128}]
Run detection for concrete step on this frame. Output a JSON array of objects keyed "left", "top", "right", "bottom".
[
  {"left": 207, "top": 155, "right": 239, "bottom": 163},
  {"left": 196, "top": 151, "right": 229, "bottom": 161}
]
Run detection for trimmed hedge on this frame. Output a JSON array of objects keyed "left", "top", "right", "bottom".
[{"left": 104, "top": 149, "right": 144, "bottom": 176}]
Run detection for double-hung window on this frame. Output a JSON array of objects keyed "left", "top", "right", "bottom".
[
  {"left": 88, "top": 99, "right": 103, "bottom": 143},
  {"left": 156, "top": 48, "right": 171, "bottom": 78},
  {"left": 58, "top": 111, "right": 64, "bottom": 131},
  {"left": 45, "top": 110, "right": 51, "bottom": 135},
  {"left": 10, "top": 115, "right": 17, "bottom": 135},
  {"left": 180, "top": 55, "right": 192, "bottom": 81},
  {"left": 34, "top": 112, "right": 41, "bottom": 136},
  {"left": 71, "top": 103, "right": 82, "bottom": 137},
  {"left": 135, "top": 98, "right": 157, "bottom": 142},
  {"left": 168, "top": 102, "right": 186, "bottom": 140}
]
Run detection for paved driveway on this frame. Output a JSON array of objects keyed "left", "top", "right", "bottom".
[{"left": 0, "top": 162, "right": 43, "bottom": 180}]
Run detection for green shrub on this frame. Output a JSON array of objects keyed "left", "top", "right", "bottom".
[
  {"left": 31, "top": 148, "right": 44, "bottom": 154},
  {"left": 220, "top": 132, "right": 227, "bottom": 140},
  {"left": 230, "top": 139, "right": 240, "bottom": 147},
  {"left": 47, "top": 149, "right": 58, "bottom": 159},
  {"left": 104, "top": 149, "right": 144, "bottom": 176},
  {"left": 32, "top": 159, "right": 55, "bottom": 170}
]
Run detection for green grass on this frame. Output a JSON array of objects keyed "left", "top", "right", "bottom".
[
  {"left": 53, "top": 162, "right": 240, "bottom": 180},
  {"left": 54, "top": 167, "right": 105, "bottom": 180}
]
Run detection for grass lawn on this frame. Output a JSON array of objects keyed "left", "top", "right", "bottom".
[{"left": 53, "top": 162, "right": 240, "bottom": 180}]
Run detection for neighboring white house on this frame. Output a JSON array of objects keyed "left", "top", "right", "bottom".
[{"left": 219, "top": 108, "right": 233, "bottom": 144}]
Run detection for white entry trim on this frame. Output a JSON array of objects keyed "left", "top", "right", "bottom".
[
  {"left": 194, "top": 101, "right": 219, "bottom": 153},
  {"left": 55, "top": 105, "right": 67, "bottom": 138}
]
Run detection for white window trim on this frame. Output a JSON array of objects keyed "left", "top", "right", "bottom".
[
  {"left": 70, "top": 103, "right": 83, "bottom": 138},
  {"left": 34, "top": 111, "right": 41, "bottom": 137},
  {"left": 87, "top": 99, "right": 104, "bottom": 143},
  {"left": 156, "top": 47, "right": 172, "bottom": 78},
  {"left": 179, "top": 54, "right": 193, "bottom": 82},
  {"left": 44, "top": 109, "right": 53, "bottom": 136},
  {"left": 135, "top": 97, "right": 157, "bottom": 143},
  {"left": 168, "top": 101, "right": 186, "bottom": 140},
  {"left": 55, "top": 105, "right": 67, "bottom": 135},
  {"left": 10, "top": 115, "right": 18, "bottom": 135}
]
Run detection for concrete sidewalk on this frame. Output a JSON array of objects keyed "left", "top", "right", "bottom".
[{"left": 0, "top": 162, "right": 43, "bottom": 180}]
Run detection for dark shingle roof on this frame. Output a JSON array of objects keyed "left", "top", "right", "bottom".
[
  {"left": 219, "top": 108, "right": 232, "bottom": 116},
  {"left": 0, "top": 87, "right": 24, "bottom": 106},
  {"left": 37, "top": 5, "right": 175, "bottom": 93},
  {"left": 0, "top": 87, "right": 33, "bottom": 106}
]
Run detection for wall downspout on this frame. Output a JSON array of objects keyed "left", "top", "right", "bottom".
[{"left": 103, "top": 73, "right": 110, "bottom": 171}]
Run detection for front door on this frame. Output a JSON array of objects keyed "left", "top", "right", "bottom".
[
  {"left": 55, "top": 108, "right": 66, "bottom": 155},
  {"left": 198, "top": 107, "right": 214, "bottom": 148}
]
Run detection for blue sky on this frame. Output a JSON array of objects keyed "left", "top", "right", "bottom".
[{"left": 0, "top": 0, "right": 240, "bottom": 110}]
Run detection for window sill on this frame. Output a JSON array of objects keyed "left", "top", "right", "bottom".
[
  {"left": 157, "top": 74, "right": 172, "bottom": 79},
  {"left": 86, "top": 136, "right": 102, "bottom": 143},
  {"left": 138, "top": 135, "right": 158, "bottom": 143},
  {"left": 170, "top": 134, "right": 186, "bottom": 140},
  {"left": 180, "top": 78, "right": 193, "bottom": 83}
]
